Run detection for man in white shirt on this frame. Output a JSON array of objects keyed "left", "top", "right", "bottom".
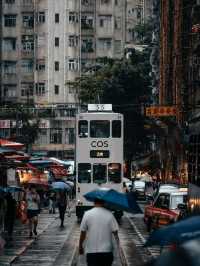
[{"left": 79, "top": 199, "right": 119, "bottom": 266}]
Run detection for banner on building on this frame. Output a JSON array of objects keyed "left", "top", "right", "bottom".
[
  {"left": 145, "top": 106, "right": 177, "bottom": 117},
  {"left": 0, "top": 120, "right": 10, "bottom": 128}
]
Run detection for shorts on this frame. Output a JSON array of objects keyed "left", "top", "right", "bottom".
[
  {"left": 86, "top": 252, "right": 113, "bottom": 266},
  {"left": 27, "top": 209, "right": 39, "bottom": 219}
]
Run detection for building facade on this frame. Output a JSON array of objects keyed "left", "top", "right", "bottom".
[{"left": 0, "top": 0, "right": 152, "bottom": 158}]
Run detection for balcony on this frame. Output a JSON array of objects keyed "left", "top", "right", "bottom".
[
  {"left": 2, "top": 73, "right": 17, "bottom": 84},
  {"left": 20, "top": 0, "right": 34, "bottom": 12}
]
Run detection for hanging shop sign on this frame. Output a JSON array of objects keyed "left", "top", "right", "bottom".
[{"left": 145, "top": 106, "right": 177, "bottom": 117}]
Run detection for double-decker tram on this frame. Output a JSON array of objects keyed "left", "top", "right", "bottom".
[{"left": 76, "top": 104, "right": 123, "bottom": 219}]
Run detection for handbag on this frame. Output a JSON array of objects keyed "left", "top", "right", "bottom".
[{"left": 19, "top": 201, "right": 28, "bottom": 224}]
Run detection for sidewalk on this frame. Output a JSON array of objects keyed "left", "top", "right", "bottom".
[{"left": 0, "top": 209, "right": 57, "bottom": 266}]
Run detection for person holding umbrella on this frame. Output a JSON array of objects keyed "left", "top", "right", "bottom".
[
  {"left": 79, "top": 198, "right": 120, "bottom": 266},
  {"left": 25, "top": 185, "right": 40, "bottom": 238},
  {"left": 56, "top": 190, "right": 68, "bottom": 228}
]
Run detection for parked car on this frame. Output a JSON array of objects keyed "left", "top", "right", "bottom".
[
  {"left": 133, "top": 180, "right": 146, "bottom": 199},
  {"left": 144, "top": 187, "right": 188, "bottom": 232}
]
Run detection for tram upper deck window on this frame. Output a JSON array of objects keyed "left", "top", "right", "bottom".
[
  {"left": 78, "top": 163, "right": 91, "bottom": 183},
  {"left": 90, "top": 120, "right": 110, "bottom": 138},
  {"left": 79, "top": 120, "right": 88, "bottom": 138},
  {"left": 93, "top": 164, "right": 107, "bottom": 183},
  {"left": 108, "top": 163, "right": 121, "bottom": 183},
  {"left": 112, "top": 120, "right": 121, "bottom": 138}
]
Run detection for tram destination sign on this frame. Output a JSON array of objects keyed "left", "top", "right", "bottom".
[
  {"left": 90, "top": 150, "right": 110, "bottom": 158},
  {"left": 88, "top": 104, "right": 112, "bottom": 112}
]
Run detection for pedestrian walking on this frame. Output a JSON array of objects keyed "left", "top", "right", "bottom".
[
  {"left": 49, "top": 192, "right": 56, "bottom": 214},
  {"left": 25, "top": 185, "right": 40, "bottom": 238},
  {"left": 79, "top": 199, "right": 120, "bottom": 266},
  {"left": 4, "top": 192, "right": 16, "bottom": 241},
  {"left": 57, "top": 191, "right": 67, "bottom": 228}
]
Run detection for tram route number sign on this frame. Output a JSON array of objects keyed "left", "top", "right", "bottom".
[
  {"left": 145, "top": 106, "right": 177, "bottom": 117},
  {"left": 90, "top": 150, "right": 110, "bottom": 158}
]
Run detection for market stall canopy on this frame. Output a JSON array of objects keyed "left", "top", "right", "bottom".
[{"left": 0, "top": 139, "right": 24, "bottom": 150}]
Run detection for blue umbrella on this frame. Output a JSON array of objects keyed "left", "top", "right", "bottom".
[
  {"left": 84, "top": 188, "right": 142, "bottom": 213},
  {"left": 145, "top": 215, "right": 200, "bottom": 247},
  {"left": 4, "top": 186, "right": 24, "bottom": 193},
  {"left": 52, "top": 181, "right": 71, "bottom": 191}
]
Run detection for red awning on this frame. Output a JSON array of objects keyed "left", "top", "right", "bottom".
[
  {"left": 5, "top": 154, "right": 29, "bottom": 161},
  {"left": 50, "top": 166, "right": 68, "bottom": 178},
  {"left": 26, "top": 177, "right": 49, "bottom": 187},
  {"left": 0, "top": 139, "right": 24, "bottom": 150}
]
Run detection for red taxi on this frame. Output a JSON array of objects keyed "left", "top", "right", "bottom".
[{"left": 144, "top": 187, "right": 187, "bottom": 232}]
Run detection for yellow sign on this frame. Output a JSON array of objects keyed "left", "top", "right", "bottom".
[{"left": 145, "top": 106, "right": 177, "bottom": 117}]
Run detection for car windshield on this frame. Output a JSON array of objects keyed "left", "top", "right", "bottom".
[{"left": 171, "top": 194, "right": 187, "bottom": 209}]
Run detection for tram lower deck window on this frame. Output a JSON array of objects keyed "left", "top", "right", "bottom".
[
  {"left": 90, "top": 120, "right": 110, "bottom": 138},
  {"left": 93, "top": 164, "right": 107, "bottom": 183},
  {"left": 78, "top": 163, "right": 91, "bottom": 183},
  {"left": 108, "top": 163, "right": 121, "bottom": 183}
]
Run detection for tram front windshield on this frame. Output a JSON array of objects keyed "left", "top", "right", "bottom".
[{"left": 90, "top": 120, "right": 110, "bottom": 138}]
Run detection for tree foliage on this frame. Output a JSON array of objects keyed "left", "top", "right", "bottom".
[
  {"left": 14, "top": 107, "right": 40, "bottom": 153},
  {"left": 71, "top": 50, "right": 152, "bottom": 161}
]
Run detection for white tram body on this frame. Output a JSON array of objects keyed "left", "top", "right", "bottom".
[{"left": 76, "top": 104, "right": 124, "bottom": 218}]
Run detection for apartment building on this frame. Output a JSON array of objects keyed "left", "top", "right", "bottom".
[{"left": 0, "top": 0, "right": 152, "bottom": 158}]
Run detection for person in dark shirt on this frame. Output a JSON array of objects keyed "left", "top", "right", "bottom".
[
  {"left": 57, "top": 191, "right": 67, "bottom": 228},
  {"left": 5, "top": 192, "right": 16, "bottom": 241}
]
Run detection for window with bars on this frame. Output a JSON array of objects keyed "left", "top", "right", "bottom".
[
  {"left": 65, "top": 128, "right": 75, "bottom": 144},
  {"left": 99, "top": 15, "right": 112, "bottom": 29},
  {"left": 81, "top": 15, "right": 94, "bottom": 29},
  {"left": 38, "top": 12, "right": 45, "bottom": 23},
  {"left": 4, "top": 14, "right": 16, "bottom": 27},
  {"left": 22, "top": 13, "right": 34, "bottom": 28},
  {"left": 69, "top": 12, "right": 79, "bottom": 23},
  {"left": 3, "top": 61, "right": 17, "bottom": 74},
  {"left": 21, "top": 35, "right": 34, "bottom": 51},
  {"left": 69, "top": 35, "right": 79, "bottom": 47},
  {"left": 5, "top": 0, "right": 15, "bottom": 4},
  {"left": 35, "top": 82, "right": 45, "bottom": 96},
  {"left": 21, "top": 59, "right": 33, "bottom": 73},
  {"left": 50, "top": 128, "right": 62, "bottom": 144},
  {"left": 21, "top": 82, "right": 34, "bottom": 97},
  {"left": 68, "top": 59, "right": 79, "bottom": 71},
  {"left": 3, "top": 38, "right": 16, "bottom": 51},
  {"left": 3, "top": 84, "right": 17, "bottom": 97},
  {"left": 81, "top": 38, "right": 94, "bottom": 53},
  {"left": 36, "top": 59, "right": 45, "bottom": 71},
  {"left": 98, "top": 38, "right": 112, "bottom": 50}
]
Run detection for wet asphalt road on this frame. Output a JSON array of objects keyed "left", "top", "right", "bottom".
[{"left": 1, "top": 201, "right": 159, "bottom": 266}]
